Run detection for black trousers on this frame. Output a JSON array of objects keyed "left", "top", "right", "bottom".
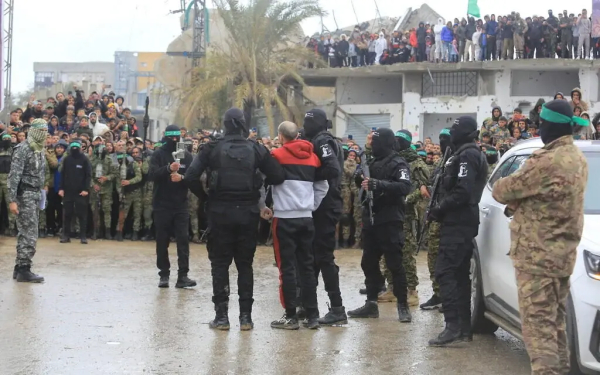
[
  {"left": 362, "top": 221, "right": 408, "bottom": 303},
  {"left": 63, "top": 195, "right": 88, "bottom": 238},
  {"left": 417, "top": 43, "right": 426, "bottom": 62},
  {"left": 313, "top": 208, "right": 343, "bottom": 307},
  {"left": 487, "top": 36, "right": 497, "bottom": 60},
  {"left": 273, "top": 217, "right": 318, "bottom": 315},
  {"left": 47, "top": 189, "right": 62, "bottom": 231},
  {"left": 155, "top": 210, "right": 190, "bottom": 277},
  {"left": 435, "top": 224, "right": 475, "bottom": 326},
  {"left": 207, "top": 205, "right": 259, "bottom": 313}
]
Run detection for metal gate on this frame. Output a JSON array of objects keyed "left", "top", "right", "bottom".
[{"left": 345, "top": 114, "right": 391, "bottom": 148}]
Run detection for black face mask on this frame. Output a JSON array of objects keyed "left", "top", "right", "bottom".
[
  {"left": 439, "top": 135, "right": 452, "bottom": 154},
  {"left": 70, "top": 147, "right": 81, "bottom": 157},
  {"left": 162, "top": 136, "right": 180, "bottom": 152},
  {"left": 486, "top": 151, "right": 499, "bottom": 165},
  {"left": 539, "top": 121, "right": 572, "bottom": 144},
  {"left": 1, "top": 140, "right": 11, "bottom": 149},
  {"left": 371, "top": 130, "right": 395, "bottom": 158}
]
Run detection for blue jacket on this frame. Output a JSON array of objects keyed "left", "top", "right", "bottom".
[
  {"left": 54, "top": 155, "right": 63, "bottom": 193},
  {"left": 441, "top": 27, "right": 453, "bottom": 42},
  {"left": 486, "top": 21, "right": 498, "bottom": 36}
]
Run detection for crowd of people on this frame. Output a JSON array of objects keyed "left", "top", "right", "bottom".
[
  {"left": 306, "top": 8, "right": 600, "bottom": 67},
  {"left": 0, "top": 87, "right": 224, "bottom": 243}
]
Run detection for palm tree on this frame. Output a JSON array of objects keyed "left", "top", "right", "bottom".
[{"left": 180, "top": 0, "right": 324, "bottom": 135}]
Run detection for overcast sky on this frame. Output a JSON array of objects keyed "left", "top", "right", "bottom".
[{"left": 11, "top": 0, "right": 593, "bottom": 95}]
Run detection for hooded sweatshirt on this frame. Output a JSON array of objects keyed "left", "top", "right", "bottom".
[
  {"left": 434, "top": 18, "right": 444, "bottom": 41},
  {"left": 375, "top": 32, "right": 387, "bottom": 62},
  {"left": 569, "top": 88, "right": 589, "bottom": 112},
  {"left": 529, "top": 98, "right": 545, "bottom": 125},
  {"left": 270, "top": 139, "right": 329, "bottom": 219}
]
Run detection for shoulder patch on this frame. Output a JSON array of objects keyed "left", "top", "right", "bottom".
[
  {"left": 320, "top": 144, "right": 333, "bottom": 157},
  {"left": 399, "top": 168, "right": 410, "bottom": 181},
  {"left": 458, "top": 162, "right": 468, "bottom": 177}
]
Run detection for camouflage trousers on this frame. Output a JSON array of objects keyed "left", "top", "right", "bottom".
[
  {"left": 16, "top": 191, "right": 40, "bottom": 267},
  {"left": 516, "top": 269, "right": 570, "bottom": 375},
  {"left": 91, "top": 189, "right": 113, "bottom": 232},
  {"left": 353, "top": 195, "right": 362, "bottom": 244},
  {"left": 143, "top": 183, "right": 153, "bottom": 230},
  {"left": 38, "top": 209, "right": 46, "bottom": 230},
  {"left": 0, "top": 182, "right": 16, "bottom": 230},
  {"left": 118, "top": 189, "right": 142, "bottom": 232},
  {"left": 188, "top": 191, "right": 199, "bottom": 237},
  {"left": 380, "top": 214, "right": 419, "bottom": 290},
  {"left": 340, "top": 186, "right": 353, "bottom": 240},
  {"left": 428, "top": 221, "right": 441, "bottom": 297}
]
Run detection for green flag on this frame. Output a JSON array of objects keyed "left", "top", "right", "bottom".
[{"left": 467, "top": 0, "right": 480, "bottom": 18}]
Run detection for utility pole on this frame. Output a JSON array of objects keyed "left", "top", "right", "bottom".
[
  {"left": 166, "top": 0, "right": 207, "bottom": 73},
  {"left": 3, "top": 0, "right": 14, "bottom": 112}
]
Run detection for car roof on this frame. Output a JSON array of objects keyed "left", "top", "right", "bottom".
[{"left": 505, "top": 138, "right": 600, "bottom": 156}]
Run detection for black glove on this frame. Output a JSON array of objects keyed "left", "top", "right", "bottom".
[
  {"left": 367, "top": 178, "right": 380, "bottom": 192},
  {"left": 427, "top": 205, "right": 442, "bottom": 222}
]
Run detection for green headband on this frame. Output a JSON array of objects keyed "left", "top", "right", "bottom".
[
  {"left": 2, "top": 134, "right": 11, "bottom": 140},
  {"left": 540, "top": 105, "right": 589, "bottom": 127},
  {"left": 164, "top": 131, "right": 181, "bottom": 136},
  {"left": 69, "top": 142, "right": 81, "bottom": 149},
  {"left": 342, "top": 144, "right": 349, "bottom": 151},
  {"left": 417, "top": 151, "right": 427, "bottom": 156},
  {"left": 395, "top": 131, "right": 412, "bottom": 143},
  {"left": 440, "top": 129, "right": 451, "bottom": 136},
  {"left": 411, "top": 144, "right": 417, "bottom": 150},
  {"left": 117, "top": 154, "right": 124, "bottom": 159},
  {"left": 485, "top": 149, "right": 498, "bottom": 155}
]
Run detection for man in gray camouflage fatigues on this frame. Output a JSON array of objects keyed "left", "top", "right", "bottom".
[{"left": 8, "top": 119, "right": 47, "bottom": 282}]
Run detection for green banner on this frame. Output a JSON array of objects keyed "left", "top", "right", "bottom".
[{"left": 467, "top": 0, "right": 481, "bottom": 18}]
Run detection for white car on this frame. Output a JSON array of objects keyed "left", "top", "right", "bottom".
[{"left": 472, "top": 138, "right": 600, "bottom": 375}]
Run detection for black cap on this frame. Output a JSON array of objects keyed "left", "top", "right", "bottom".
[
  {"left": 453, "top": 116, "right": 478, "bottom": 133},
  {"left": 304, "top": 109, "right": 328, "bottom": 128}
]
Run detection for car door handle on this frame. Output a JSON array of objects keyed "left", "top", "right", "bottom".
[{"left": 480, "top": 207, "right": 490, "bottom": 217}]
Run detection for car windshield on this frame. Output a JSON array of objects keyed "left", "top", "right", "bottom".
[{"left": 584, "top": 152, "right": 600, "bottom": 215}]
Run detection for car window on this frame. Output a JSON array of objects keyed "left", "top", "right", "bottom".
[
  {"left": 488, "top": 156, "right": 515, "bottom": 187},
  {"left": 506, "top": 155, "right": 529, "bottom": 176}
]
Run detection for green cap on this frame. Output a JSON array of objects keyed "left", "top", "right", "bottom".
[
  {"left": 417, "top": 151, "right": 427, "bottom": 156},
  {"left": 440, "top": 128, "right": 451, "bottom": 136},
  {"left": 342, "top": 144, "right": 350, "bottom": 151},
  {"left": 410, "top": 144, "right": 417, "bottom": 150},
  {"left": 395, "top": 131, "right": 412, "bottom": 143},
  {"left": 69, "top": 142, "right": 81, "bottom": 149}
]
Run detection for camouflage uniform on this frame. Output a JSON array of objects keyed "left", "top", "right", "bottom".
[
  {"left": 559, "top": 15, "right": 572, "bottom": 58},
  {"left": 90, "top": 150, "right": 115, "bottom": 237},
  {"left": 116, "top": 156, "right": 143, "bottom": 233},
  {"left": 188, "top": 191, "right": 200, "bottom": 240},
  {"left": 142, "top": 160, "right": 153, "bottom": 232},
  {"left": 490, "top": 124, "right": 511, "bottom": 146},
  {"left": 545, "top": 15, "right": 559, "bottom": 58},
  {"left": 426, "top": 159, "right": 443, "bottom": 298},
  {"left": 513, "top": 16, "right": 528, "bottom": 58},
  {"left": 340, "top": 158, "right": 357, "bottom": 242},
  {"left": 0, "top": 147, "right": 16, "bottom": 233},
  {"left": 39, "top": 150, "right": 53, "bottom": 234},
  {"left": 492, "top": 135, "right": 588, "bottom": 375},
  {"left": 8, "top": 140, "right": 46, "bottom": 267}
]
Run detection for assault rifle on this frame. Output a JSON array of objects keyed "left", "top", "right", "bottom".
[
  {"left": 359, "top": 152, "right": 374, "bottom": 225},
  {"left": 416, "top": 146, "right": 452, "bottom": 254}
]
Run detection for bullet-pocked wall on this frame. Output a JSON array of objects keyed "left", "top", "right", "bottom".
[
  {"left": 422, "top": 113, "right": 477, "bottom": 142},
  {"left": 335, "top": 76, "right": 403, "bottom": 105},
  {"left": 510, "top": 70, "right": 580, "bottom": 97}
]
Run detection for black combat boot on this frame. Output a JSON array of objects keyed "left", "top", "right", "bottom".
[
  {"left": 397, "top": 302, "right": 412, "bottom": 323},
  {"left": 239, "top": 312, "right": 254, "bottom": 331},
  {"left": 420, "top": 295, "right": 443, "bottom": 310},
  {"left": 296, "top": 306, "right": 306, "bottom": 319},
  {"left": 115, "top": 231, "right": 123, "bottom": 242},
  {"left": 70, "top": 231, "right": 79, "bottom": 239},
  {"left": 460, "top": 319, "right": 473, "bottom": 342},
  {"left": 302, "top": 308, "right": 321, "bottom": 329},
  {"left": 91, "top": 229, "right": 98, "bottom": 241},
  {"left": 209, "top": 302, "right": 230, "bottom": 330},
  {"left": 158, "top": 276, "right": 169, "bottom": 288},
  {"left": 318, "top": 304, "right": 349, "bottom": 325},
  {"left": 428, "top": 322, "right": 463, "bottom": 347},
  {"left": 124, "top": 232, "right": 132, "bottom": 240},
  {"left": 271, "top": 314, "right": 299, "bottom": 330},
  {"left": 131, "top": 231, "right": 139, "bottom": 241},
  {"left": 60, "top": 236, "right": 71, "bottom": 243},
  {"left": 39, "top": 229, "right": 47, "bottom": 238},
  {"left": 359, "top": 284, "right": 385, "bottom": 295},
  {"left": 12, "top": 265, "right": 18, "bottom": 280},
  {"left": 47, "top": 228, "right": 55, "bottom": 237},
  {"left": 80, "top": 236, "right": 88, "bottom": 244},
  {"left": 348, "top": 301, "right": 379, "bottom": 319},
  {"left": 191, "top": 234, "right": 201, "bottom": 244},
  {"left": 175, "top": 275, "right": 197, "bottom": 288},
  {"left": 105, "top": 231, "right": 113, "bottom": 240},
  {"left": 16, "top": 266, "right": 44, "bottom": 283},
  {"left": 141, "top": 231, "right": 154, "bottom": 241}
]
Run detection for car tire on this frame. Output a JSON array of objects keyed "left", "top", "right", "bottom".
[{"left": 471, "top": 247, "right": 499, "bottom": 334}]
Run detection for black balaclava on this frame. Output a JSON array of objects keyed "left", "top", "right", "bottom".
[
  {"left": 303, "top": 109, "right": 329, "bottom": 140},
  {"left": 395, "top": 129, "right": 412, "bottom": 151},
  {"left": 70, "top": 139, "right": 83, "bottom": 157},
  {"left": 482, "top": 144, "right": 499, "bottom": 165},
  {"left": 450, "top": 116, "right": 479, "bottom": 148},
  {"left": 1, "top": 134, "right": 11, "bottom": 149},
  {"left": 439, "top": 128, "right": 452, "bottom": 154},
  {"left": 538, "top": 99, "right": 585, "bottom": 144},
  {"left": 371, "top": 128, "right": 396, "bottom": 158},
  {"left": 162, "top": 124, "right": 181, "bottom": 152},
  {"left": 223, "top": 107, "right": 247, "bottom": 137}
]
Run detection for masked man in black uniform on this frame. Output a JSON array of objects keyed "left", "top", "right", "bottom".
[
  {"left": 148, "top": 125, "right": 197, "bottom": 289},
  {"left": 302, "top": 109, "right": 348, "bottom": 325},
  {"left": 347, "top": 128, "right": 413, "bottom": 322},
  {"left": 185, "top": 108, "right": 285, "bottom": 331},
  {"left": 427, "top": 116, "right": 488, "bottom": 346}
]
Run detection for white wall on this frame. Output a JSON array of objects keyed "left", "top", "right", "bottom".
[
  {"left": 334, "top": 104, "right": 403, "bottom": 138},
  {"left": 510, "top": 70, "right": 579, "bottom": 97}
]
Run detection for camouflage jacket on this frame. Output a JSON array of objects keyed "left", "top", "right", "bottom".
[
  {"left": 487, "top": 162, "right": 497, "bottom": 179},
  {"left": 400, "top": 148, "right": 431, "bottom": 207},
  {"left": 90, "top": 151, "right": 114, "bottom": 191},
  {"left": 343, "top": 159, "right": 357, "bottom": 188},
  {"left": 492, "top": 135, "right": 588, "bottom": 277},
  {"left": 514, "top": 18, "right": 528, "bottom": 35},
  {"left": 0, "top": 147, "right": 12, "bottom": 183},
  {"left": 490, "top": 124, "right": 511, "bottom": 145},
  {"left": 8, "top": 140, "right": 46, "bottom": 203}
]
